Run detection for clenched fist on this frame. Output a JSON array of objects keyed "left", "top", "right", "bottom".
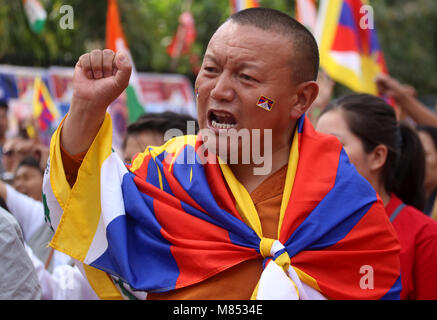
[
  {"left": 61, "top": 49, "right": 132, "bottom": 155},
  {"left": 73, "top": 49, "right": 132, "bottom": 113}
]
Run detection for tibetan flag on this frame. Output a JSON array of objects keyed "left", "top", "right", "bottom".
[
  {"left": 43, "top": 112, "right": 401, "bottom": 300},
  {"left": 22, "top": 0, "right": 46, "bottom": 33},
  {"left": 32, "top": 77, "right": 59, "bottom": 133},
  {"left": 315, "top": 0, "right": 389, "bottom": 95},
  {"left": 296, "top": 0, "right": 318, "bottom": 32},
  {"left": 230, "top": 0, "right": 260, "bottom": 14},
  {"left": 167, "top": 11, "right": 196, "bottom": 59},
  {"left": 256, "top": 95, "right": 274, "bottom": 111},
  {"left": 106, "top": 0, "right": 144, "bottom": 123}
]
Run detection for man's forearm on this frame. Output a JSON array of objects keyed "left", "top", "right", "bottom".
[
  {"left": 395, "top": 92, "right": 437, "bottom": 127},
  {"left": 60, "top": 101, "right": 106, "bottom": 155}
]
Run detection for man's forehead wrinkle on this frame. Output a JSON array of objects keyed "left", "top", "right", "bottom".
[{"left": 207, "top": 31, "right": 291, "bottom": 65}]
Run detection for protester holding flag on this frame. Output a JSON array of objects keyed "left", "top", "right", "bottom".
[
  {"left": 316, "top": 93, "right": 437, "bottom": 299},
  {"left": 376, "top": 73, "right": 437, "bottom": 128},
  {"left": 43, "top": 8, "right": 401, "bottom": 300}
]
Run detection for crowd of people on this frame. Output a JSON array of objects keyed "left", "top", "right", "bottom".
[
  {"left": 1, "top": 7, "right": 437, "bottom": 300},
  {"left": 0, "top": 99, "right": 198, "bottom": 299}
]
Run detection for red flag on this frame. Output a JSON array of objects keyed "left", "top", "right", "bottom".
[{"left": 167, "top": 11, "right": 196, "bottom": 58}]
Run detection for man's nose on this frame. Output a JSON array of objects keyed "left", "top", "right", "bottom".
[{"left": 210, "top": 72, "right": 235, "bottom": 102}]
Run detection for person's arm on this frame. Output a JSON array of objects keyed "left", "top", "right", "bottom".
[
  {"left": 375, "top": 73, "right": 437, "bottom": 126},
  {"left": 61, "top": 49, "right": 132, "bottom": 156},
  {"left": 3, "top": 184, "right": 45, "bottom": 242},
  {"left": 60, "top": 144, "right": 87, "bottom": 188},
  {"left": 24, "top": 244, "right": 99, "bottom": 300},
  {"left": 0, "top": 208, "right": 41, "bottom": 299}
]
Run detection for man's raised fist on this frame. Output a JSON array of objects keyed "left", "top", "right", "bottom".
[{"left": 72, "top": 49, "right": 132, "bottom": 113}]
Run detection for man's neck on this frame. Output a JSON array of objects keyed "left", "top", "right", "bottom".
[{"left": 229, "top": 143, "right": 291, "bottom": 194}]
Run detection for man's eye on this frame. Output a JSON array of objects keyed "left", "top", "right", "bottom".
[
  {"left": 240, "top": 73, "right": 255, "bottom": 81},
  {"left": 204, "top": 66, "right": 217, "bottom": 73}
]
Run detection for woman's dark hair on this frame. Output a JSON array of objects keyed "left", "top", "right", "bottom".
[
  {"left": 16, "top": 156, "right": 43, "bottom": 176},
  {"left": 394, "top": 123, "right": 426, "bottom": 210},
  {"left": 320, "top": 93, "right": 426, "bottom": 210}
]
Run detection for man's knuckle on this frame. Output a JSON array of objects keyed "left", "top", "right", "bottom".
[{"left": 103, "top": 49, "right": 114, "bottom": 55}]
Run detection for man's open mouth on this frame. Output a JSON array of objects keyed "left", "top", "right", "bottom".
[{"left": 208, "top": 110, "right": 237, "bottom": 129}]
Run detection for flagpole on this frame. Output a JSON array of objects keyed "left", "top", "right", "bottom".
[{"left": 169, "top": 0, "right": 193, "bottom": 72}]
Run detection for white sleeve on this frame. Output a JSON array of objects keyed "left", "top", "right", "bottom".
[
  {"left": 5, "top": 184, "right": 45, "bottom": 242},
  {"left": 25, "top": 244, "right": 99, "bottom": 300}
]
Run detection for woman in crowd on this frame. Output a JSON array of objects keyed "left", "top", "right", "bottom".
[
  {"left": 315, "top": 93, "right": 437, "bottom": 300},
  {"left": 416, "top": 125, "right": 437, "bottom": 220}
]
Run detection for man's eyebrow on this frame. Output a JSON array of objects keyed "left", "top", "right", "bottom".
[
  {"left": 238, "top": 61, "right": 260, "bottom": 70},
  {"left": 203, "top": 54, "right": 219, "bottom": 63}
]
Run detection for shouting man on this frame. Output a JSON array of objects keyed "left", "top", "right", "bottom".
[{"left": 43, "top": 8, "right": 401, "bottom": 300}]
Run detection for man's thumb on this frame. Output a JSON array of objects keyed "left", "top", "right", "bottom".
[{"left": 113, "top": 52, "right": 132, "bottom": 90}]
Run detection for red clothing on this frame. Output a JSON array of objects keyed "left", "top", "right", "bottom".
[{"left": 386, "top": 194, "right": 437, "bottom": 300}]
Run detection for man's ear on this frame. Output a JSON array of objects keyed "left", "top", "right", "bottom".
[
  {"left": 369, "top": 144, "right": 388, "bottom": 173},
  {"left": 290, "top": 81, "right": 319, "bottom": 119}
]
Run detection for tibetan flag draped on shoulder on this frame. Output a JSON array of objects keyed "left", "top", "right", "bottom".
[
  {"left": 296, "top": 0, "right": 317, "bottom": 32},
  {"left": 43, "top": 112, "right": 401, "bottom": 300},
  {"left": 32, "top": 76, "right": 59, "bottom": 134},
  {"left": 314, "top": 0, "right": 389, "bottom": 95},
  {"left": 106, "top": 0, "right": 144, "bottom": 123},
  {"left": 230, "top": 0, "right": 260, "bottom": 14}
]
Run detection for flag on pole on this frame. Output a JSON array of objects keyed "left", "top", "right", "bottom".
[
  {"left": 32, "top": 77, "right": 59, "bottom": 134},
  {"left": 167, "top": 11, "right": 196, "bottom": 59},
  {"left": 22, "top": 0, "right": 47, "bottom": 33},
  {"left": 167, "top": 10, "right": 197, "bottom": 72},
  {"left": 106, "top": 0, "right": 145, "bottom": 123},
  {"left": 229, "top": 0, "right": 260, "bottom": 14},
  {"left": 314, "top": 0, "right": 389, "bottom": 95},
  {"left": 296, "top": 0, "right": 317, "bottom": 32}
]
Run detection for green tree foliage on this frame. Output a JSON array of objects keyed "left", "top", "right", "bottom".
[
  {"left": 0, "top": 0, "right": 435, "bottom": 96},
  {"left": 373, "top": 0, "right": 437, "bottom": 97}
]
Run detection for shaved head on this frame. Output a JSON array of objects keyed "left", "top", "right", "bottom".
[{"left": 226, "top": 7, "right": 319, "bottom": 84}]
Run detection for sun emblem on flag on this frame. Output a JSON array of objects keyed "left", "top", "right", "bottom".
[{"left": 256, "top": 95, "right": 274, "bottom": 111}]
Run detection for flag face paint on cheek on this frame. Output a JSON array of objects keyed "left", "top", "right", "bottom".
[{"left": 256, "top": 95, "right": 275, "bottom": 111}]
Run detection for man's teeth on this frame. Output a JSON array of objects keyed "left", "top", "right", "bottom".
[{"left": 211, "top": 120, "right": 237, "bottom": 129}]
